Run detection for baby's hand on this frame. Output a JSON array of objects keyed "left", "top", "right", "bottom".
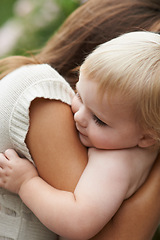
[{"left": 0, "top": 149, "right": 38, "bottom": 194}]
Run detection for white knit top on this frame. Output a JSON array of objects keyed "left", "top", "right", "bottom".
[{"left": 0, "top": 64, "right": 75, "bottom": 240}]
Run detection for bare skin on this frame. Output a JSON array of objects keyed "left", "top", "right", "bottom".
[
  {"left": 91, "top": 155, "right": 160, "bottom": 240},
  {"left": 26, "top": 98, "right": 87, "bottom": 192},
  {"left": 26, "top": 99, "right": 160, "bottom": 240},
  {"left": 0, "top": 148, "right": 160, "bottom": 240},
  {"left": 0, "top": 99, "right": 160, "bottom": 240},
  {"left": 1, "top": 98, "right": 159, "bottom": 239}
]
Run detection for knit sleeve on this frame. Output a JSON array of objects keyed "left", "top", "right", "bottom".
[{"left": 9, "top": 64, "right": 75, "bottom": 163}]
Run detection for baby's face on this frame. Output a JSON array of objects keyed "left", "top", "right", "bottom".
[{"left": 71, "top": 71, "right": 143, "bottom": 150}]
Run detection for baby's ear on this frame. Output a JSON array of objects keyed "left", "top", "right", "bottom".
[{"left": 138, "top": 134, "right": 156, "bottom": 148}]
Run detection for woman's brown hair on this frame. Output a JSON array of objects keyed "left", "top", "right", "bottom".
[{"left": 1, "top": 0, "right": 160, "bottom": 89}]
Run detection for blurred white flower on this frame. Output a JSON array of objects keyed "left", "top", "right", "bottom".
[
  {"left": 0, "top": 20, "right": 23, "bottom": 57},
  {"left": 80, "top": 0, "right": 88, "bottom": 3},
  {"left": 32, "top": 0, "right": 59, "bottom": 28},
  {"left": 13, "top": 0, "right": 33, "bottom": 17}
]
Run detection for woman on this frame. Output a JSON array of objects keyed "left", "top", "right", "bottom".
[{"left": 0, "top": 0, "right": 160, "bottom": 239}]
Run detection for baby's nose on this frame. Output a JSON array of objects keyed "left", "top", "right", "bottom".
[{"left": 74, "top": 107, "right": 88, "bottom": 128}]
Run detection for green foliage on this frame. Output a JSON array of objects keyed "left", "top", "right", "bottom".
[
  {"left": 0, "top": 0, "right": 80, "bottom": 56},
  {"left": 55, "top": 0, "right": 80, "bottom": 15},
  {"left": 13, "top": 0, "right": 80, "bottom": 55},
  {"left": 31, "top": 0, "right": 80, "bottom": 52},
  {"left": 0, "top": 0, "right": 17, "bottom": 26}
]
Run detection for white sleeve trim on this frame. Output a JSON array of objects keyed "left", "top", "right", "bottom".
[{"left": 9, "top": 64, "right": 75, "bottom": 163}]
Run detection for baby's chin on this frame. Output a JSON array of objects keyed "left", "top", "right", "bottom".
[{"left": 79, "top": 133, "right": 93, "bottom": 148}]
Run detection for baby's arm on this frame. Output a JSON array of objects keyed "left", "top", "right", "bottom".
[
  {"left": 0, "top": 148, "right": 131, "bottom": 239},
  {"left": 91, "top": 155, "right": 160, "bottom": 240}
]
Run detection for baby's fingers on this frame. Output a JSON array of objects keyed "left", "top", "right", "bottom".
[
  {"left": 0, "top": 152, "right": 9, "bottom": 169},
  {"left": 0, "top": 151, "right": 21, "bottom": 193},
  {"left": 0, "top": 153, "right": 10, "bottom": 188},
  {"left": 4, "top": 149, "right": 19, "bottom": 160}
]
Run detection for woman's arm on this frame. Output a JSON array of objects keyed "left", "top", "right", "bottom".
[{"left": 26, "top": 98, "right": 88, "bottom": 192}]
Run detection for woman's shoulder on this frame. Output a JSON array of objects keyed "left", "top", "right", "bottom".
[
  {"left": 3, "top": 64, "right": 65, "bottom": 83},
  {"left": 7, "top": 64, "right": 74, "bottom": 163}
]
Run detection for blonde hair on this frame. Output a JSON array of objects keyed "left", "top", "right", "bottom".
[{"left": 81, "top": 31, "right": 160, "bottom": 145}]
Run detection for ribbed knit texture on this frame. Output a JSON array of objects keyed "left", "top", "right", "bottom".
[{"left": 0, "top": 64, "right": 75, "bottom": 239}]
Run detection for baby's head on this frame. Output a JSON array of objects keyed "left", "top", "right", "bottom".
[{"left": 80, "top": 31, "right": 160, "bottom": 149}]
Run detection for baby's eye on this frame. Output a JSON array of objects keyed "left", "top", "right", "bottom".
[{"left": 92, "top": 115, "right": 106, "bottom": 127}]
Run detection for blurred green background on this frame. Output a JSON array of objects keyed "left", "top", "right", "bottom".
[
  {"left": 0, "top": 0, "right": 81, "bottom": 57},
  {"left": 0, "top": 0, "right": 159, "bottom": 239}
]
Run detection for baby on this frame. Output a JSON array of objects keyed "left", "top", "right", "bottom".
[{"left": 0, "top": 31, "right": 159, "bottom": 240}]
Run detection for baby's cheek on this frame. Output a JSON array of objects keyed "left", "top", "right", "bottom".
[{"left": 71, "top": 96, "right": 79, "bottom": 114}]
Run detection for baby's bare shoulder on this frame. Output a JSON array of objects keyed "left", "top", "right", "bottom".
[
  {"left": 88, "top": 148, "right": 135, "bottom": 177},
  {"left": 88, "top": 147, "right": 138, "bottom": 163}
]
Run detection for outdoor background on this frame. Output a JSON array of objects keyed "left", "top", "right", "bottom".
[
  {"left": 0, "top": 0, "right": 84, "bottom": 57},
  {"left": 0, "top": 0, "right": 159, "bottom": 239}
]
